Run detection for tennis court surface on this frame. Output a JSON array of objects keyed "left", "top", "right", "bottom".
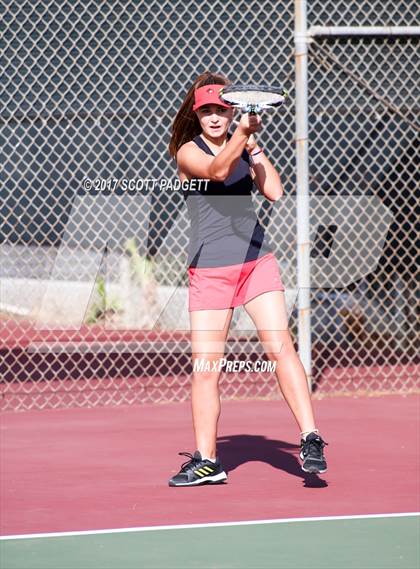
[{"left": 1, "top": 395, "right": 419, "bottom": 568}]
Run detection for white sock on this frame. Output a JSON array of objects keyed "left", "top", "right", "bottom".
[
  {"left": 301, "top": 429, "right": 319, "bottom": 441},
  {"left": 201, "top": 456, "right": 216, "bottom": 463}
]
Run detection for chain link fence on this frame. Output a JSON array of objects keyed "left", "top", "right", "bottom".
[
  {"left": 1, "top": 0, "right": 418, "bottom": 410},
  {"left": 307, "top": 27, "right": 419, "bottom": 394}
]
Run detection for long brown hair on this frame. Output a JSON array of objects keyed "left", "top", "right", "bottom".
[{"left": 168, "top": 71, "right": 231, "bottom": 159}]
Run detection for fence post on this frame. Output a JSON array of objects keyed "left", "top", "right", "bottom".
[{"left": 294, "top": 0, "right": 312, "bottom": 390}]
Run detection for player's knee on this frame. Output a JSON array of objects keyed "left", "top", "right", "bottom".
[{"left": 264, "top": 340, "right": 294, "bottom": 362}]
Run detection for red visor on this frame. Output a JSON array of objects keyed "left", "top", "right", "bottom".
[{"left": 192, "top": 84, "right": 231, "bottom": 111}]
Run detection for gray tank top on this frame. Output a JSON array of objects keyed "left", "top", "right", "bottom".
[{"left": 183, "top": 134, "right": 273, "bottom": 268}]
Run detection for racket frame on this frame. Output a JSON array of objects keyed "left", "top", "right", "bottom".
[{"left": 219, "top": 84, "right": 289, "bottom": 114}]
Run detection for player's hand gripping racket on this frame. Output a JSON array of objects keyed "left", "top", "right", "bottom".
[{"left": 219, "top": 84, "right": 289, "bottom": 115}]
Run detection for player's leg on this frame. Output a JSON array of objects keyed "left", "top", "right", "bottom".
[
  {"left": 190, "top": 307, "right": 233, "bottom": 457},
  {"left": 243, "top": 291, "right": 328, "bottom": 473},
  {"left": 168, "top": 307, "right": 233, "bottom": 486}
]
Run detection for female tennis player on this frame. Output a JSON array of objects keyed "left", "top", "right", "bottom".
[{"left": 167, "top": 71, "right": 328, "bottom": 486}]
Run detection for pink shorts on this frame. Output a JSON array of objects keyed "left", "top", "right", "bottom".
[{"left": 188, "top": 252, "right": 285, "bottom": 311}]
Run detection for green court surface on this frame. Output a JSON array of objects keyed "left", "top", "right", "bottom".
[{"left": 1, "top": 514, "right": 418, "bottom": 569}]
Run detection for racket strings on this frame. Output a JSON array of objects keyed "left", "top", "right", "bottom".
[{"left": 222, "top": 90, "right": 286, "bottom": 106}]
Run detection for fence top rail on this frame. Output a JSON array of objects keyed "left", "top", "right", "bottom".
[{"left": 309, "top": 26, "right": 420, "bottom": 38}]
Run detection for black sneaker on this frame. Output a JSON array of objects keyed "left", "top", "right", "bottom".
[
  {"left": 168, "top": 451, "right": 228, "bottom": 487},
  {"left": 299, "top": 432, "right": 328, "bottom": 473}
]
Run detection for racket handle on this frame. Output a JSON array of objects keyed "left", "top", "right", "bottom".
[{"left": 247, "top": 103, "right": 260, "bottom": 115}]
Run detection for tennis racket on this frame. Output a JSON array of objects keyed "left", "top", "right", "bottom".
[{"left": 219, "top": 84, "right": 289, "bottom": 115}]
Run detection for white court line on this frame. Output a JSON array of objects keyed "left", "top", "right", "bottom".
[{"left": 1, "top": 512, "right": 418, "bottom": 541}]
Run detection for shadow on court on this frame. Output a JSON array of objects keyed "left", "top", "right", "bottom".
[{"left": 217, "top": 434, "right": 328, "bottom": 488}]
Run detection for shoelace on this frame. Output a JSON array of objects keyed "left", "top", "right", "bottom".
[
  {"left": 178, "top": 452, "right": 201, "bottom": 473},
  {"left": 301, "top": 437, "right": 328, "bottom": 458}
]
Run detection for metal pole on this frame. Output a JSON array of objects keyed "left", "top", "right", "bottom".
[
  {"left": 294, "top": 0, "right": 312, "bottom": 390},
  {"left": 309, "top": 25, "right": 420, "bottom": 37}
]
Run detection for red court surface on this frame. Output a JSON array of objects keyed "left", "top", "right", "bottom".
[{"left": 1, "top": 394, "right": 419, "bottom": 536}]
